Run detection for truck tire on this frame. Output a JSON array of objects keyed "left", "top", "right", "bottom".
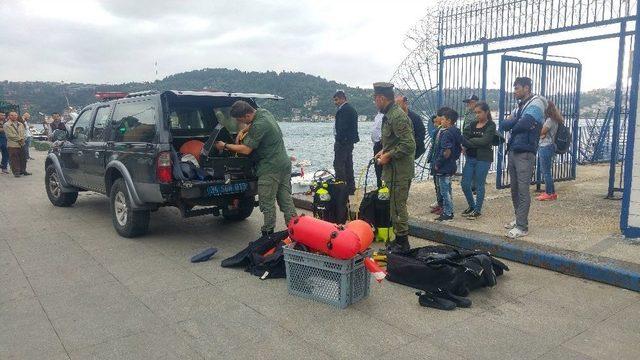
[
  {"left": 222, "top": 196, "right": 255, "bottom": 222},
  {"left": 110, "top": 178, "right": 150, "bottom": 238},
  {"left": 45, "top": 165, "right": 78, "bottom": 207}
]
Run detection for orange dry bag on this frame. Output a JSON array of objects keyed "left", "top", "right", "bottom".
[
  {"left": 287, "top": 215, "right": 360, "bottom": 260},
  {"left": 180, "top": 140, "right": 205, "bottom": 162},
  {"left": 345, "top": 220, "right": 374, "bottom": 252}
]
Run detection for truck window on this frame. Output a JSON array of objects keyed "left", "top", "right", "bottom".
[
  {"left": 112, "top": 100, "right": 156, "bottom": 143},
  {"left": 92, "top": 105, "right": 111, "bottom": 141},
  {"left": 72, "top": 109, "right": 93, "bottom": 143},
  {"left": 214, "top": 107, "right": 238, "bottom": 134}
]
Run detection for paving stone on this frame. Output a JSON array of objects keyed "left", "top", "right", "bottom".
[
  {"left": 563, "top": 302, "right": 640, "bottom": 360},
  {"left": 39, "top": 281, "right": 163, "bottom": 351},
  {"left": 68, "top": 328, "right": 201, "bottom": 360},
  {"left": 0, "top": 297, "right": 68, "bottom": 360},
  {"left": 427, "top": 316, "right": 553, "bottom": 360}
]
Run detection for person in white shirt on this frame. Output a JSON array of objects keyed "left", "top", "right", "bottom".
[
  {"left": 371, "top": 112, "right": 384, "bottom": 188},
  {"left": 21, "top": 113, "right": 34, "bottom": 160}
]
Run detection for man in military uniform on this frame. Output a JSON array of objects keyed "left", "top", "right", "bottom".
[
  {"left": 373, "top": 83, "right": 416, "bottom": 252},
  {"left": 215, "top": 100, "right": 297, "bottom": 236}
]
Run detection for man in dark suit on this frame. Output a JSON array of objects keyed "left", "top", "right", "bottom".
[{"left": 333, "top": 90, "right": 359, "bottom": 194}]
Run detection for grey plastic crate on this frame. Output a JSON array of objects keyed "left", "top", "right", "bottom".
[{"left": 283, "top": 244, "right": 371, "bottom": 309}]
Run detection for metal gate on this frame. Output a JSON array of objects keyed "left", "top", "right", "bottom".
[{"left": 496, "top": 53, "right": 582, "bottom": 189}]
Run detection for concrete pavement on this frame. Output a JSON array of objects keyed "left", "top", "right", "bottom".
[{"left": 1, "top": 151, "right": 639, "bottom": 359}]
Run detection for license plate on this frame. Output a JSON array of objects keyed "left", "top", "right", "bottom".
[{"left": 206, "top": 182, "right": 248, "bottom": 196}]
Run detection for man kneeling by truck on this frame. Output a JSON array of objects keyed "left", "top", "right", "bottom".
[{"left": 215, "top": 100, "right": 297, "bottom": 236}]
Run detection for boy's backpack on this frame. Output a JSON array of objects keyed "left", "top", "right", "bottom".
[{"left": 554, "top": 122, "right": 571, "bottom": 154}]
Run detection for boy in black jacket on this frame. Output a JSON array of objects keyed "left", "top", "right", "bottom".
[{"left": 433, "top": 107, "right": 462, "bottom": 221}]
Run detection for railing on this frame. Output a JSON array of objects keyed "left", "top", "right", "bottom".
[{"left": 438, "top": 0, "right": 636, "bottom": 48}]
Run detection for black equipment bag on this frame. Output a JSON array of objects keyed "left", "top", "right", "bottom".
[
  {"left": 221, "top": 231, "right": 290, "bottom": 279},
  {"left": 312, "top": 180, "right": 349, "bottom": 224},
  {"left": 386, "top": 245, "right": 509, "bottom": 296}
]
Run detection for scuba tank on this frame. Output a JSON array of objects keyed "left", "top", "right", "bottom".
[
  {"left": 374, "top": 182, "right": 394, "bottom": 243},
  {"left": 310, "top": 171, "right": 349, "bottom": 224},
  {"left": 312, "top": 181, "right": 334, "bottom": 222}
]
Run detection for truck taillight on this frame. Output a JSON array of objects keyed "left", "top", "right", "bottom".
[{"left": 157, "top": 152, "right": 172, "bottom": 184}]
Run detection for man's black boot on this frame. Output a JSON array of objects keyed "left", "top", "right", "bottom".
[
  {"left": 386, "top": 235, "right": 410, "bottom": 253},
  {"left": 261, "top": 230, "right": 274, "bottom": 237}
]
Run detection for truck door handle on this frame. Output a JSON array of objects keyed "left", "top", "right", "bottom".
[{"left": 77, "top": 151, "right": 83, "bottom": 156}]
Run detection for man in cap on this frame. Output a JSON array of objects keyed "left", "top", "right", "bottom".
[
  {"left": 215, "top": 100, "right": 297, "bottom": 237},
  {"left": 0, "top": 112, "right": 9, "bottom": 174},
  {"left": 373, "top": 82, "right": 416, "bottom": 253},
  {"left": 332, "top": 90, "right": 359, "bottom": 194},
  {"left": 462, "top": 94, "right": 479, "bottom": 130}
]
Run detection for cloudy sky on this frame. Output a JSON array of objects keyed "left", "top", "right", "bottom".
[
  {"left": 0, "top": 0, "right": 622, "bottom": 89},
  {"left": 0, "top": 0, "right": 434, "bottom": 87}
]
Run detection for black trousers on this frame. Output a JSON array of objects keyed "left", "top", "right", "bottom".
[
  {"left": 373, "top": 141, "right": 383, "bottom": 188},
  {"left": 334, "top": 141, "right": 355, "bottom": 192}
]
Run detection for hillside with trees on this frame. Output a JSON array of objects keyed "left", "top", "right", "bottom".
[{"left": 1, "top": 68, "right": 615, "bottom": 121}]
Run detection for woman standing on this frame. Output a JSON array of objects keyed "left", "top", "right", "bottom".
[
  {"left": 461, "top": 102, "right": 496, "bottom": 219},
  {"left": 537, "top": 101, "right": 563, "bottom": 201}
]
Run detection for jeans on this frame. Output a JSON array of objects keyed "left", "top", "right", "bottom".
[
  {"left": 538, "top": 144, "right": 555, "bottom": 194},
  {"left": 23, "top": 137, "right": 32, "bottom": 159},
  {"left": 437, "top": 175, "right": 453, "bottom": 216},
  {"left": 461, "top": 157, "right": 491, "bottom": 213},
  {"left": 434, "top": 175, "right": 443, "bottom": 206},
  {"left": 334, "top": 141, "right": 355, "bottom": 192},
  {"left": 0, "top": 136, "right": 8, "bottom": 170},
  {"left": 507, "top": 151, "right": 536, "bottom": 231}
]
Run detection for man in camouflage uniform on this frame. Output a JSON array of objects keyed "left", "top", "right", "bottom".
[
  {"left": 373, "top": 82, "right": 416, "bottom": 253},
  {"left": 216, "top": 100, "right": 297, "bottom": 236}
]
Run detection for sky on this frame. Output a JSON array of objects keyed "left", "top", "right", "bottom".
[
  {"left": 0, "top": 0, "right": 432, "bottom": 88},
  {"left": 0, "top": 0, "right": 624, "bottom": 90}
]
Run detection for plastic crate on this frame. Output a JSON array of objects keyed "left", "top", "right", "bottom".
[{"left": 283, "top": 244, "right": 371, "bottom": 309}]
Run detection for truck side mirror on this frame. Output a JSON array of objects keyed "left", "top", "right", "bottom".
[{"left": 52, "top": 129, "right": 68, "bottom": 141}]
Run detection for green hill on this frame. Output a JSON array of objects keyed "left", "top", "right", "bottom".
[
  {"left": 0, "top": 69, "right": 376, "bottom": 121},
  {"left": 0, "top": 68, "right": 615, "bottom": 120}
]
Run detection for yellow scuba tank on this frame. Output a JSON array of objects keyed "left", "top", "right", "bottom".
[{"left": 375, "top": 182, "right": 394, "bottom": 243}]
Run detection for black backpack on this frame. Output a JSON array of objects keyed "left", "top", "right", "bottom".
[{"left": 554, "top": 122, "right": 571, "bottom": 154}]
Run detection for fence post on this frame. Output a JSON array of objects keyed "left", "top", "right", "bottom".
[
  {"left": 572, "top": 65, "right": 582, "bottom": 180},
  {"left": 481, "top": 39, "right": 488, "bottom": 100},
  {"left": 438, "top": 47, "right": 444, "bottom": 109},
  {"left": 496, "top": 56, "right": 507, "bottom": 189},
  {"left": 536, "top": 46, "right": 549, "bottom": 191},
  {"left": 609, "top": 21, "right": 627, "bottom": 199}
]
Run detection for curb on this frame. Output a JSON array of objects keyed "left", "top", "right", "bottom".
[
  {"left": 410, "top": 220, "right": 640, "bottom": 292},
  {"left": 292, "top": 195, "right": 640, "bottom": 292}
]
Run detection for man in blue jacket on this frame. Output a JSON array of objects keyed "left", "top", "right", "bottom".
[
  {"left": 499, "top": 77, "right": 547, "bottom": 238},
  {"left": 333, "top": 90, "right": 360, "bottom": 194}
]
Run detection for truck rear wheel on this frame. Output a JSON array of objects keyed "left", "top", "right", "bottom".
[
  {"left": 45, "top": 165, "right": 78, "bottom": 207},
  {"left": 110, "top": 178, "right": 150, "bottom": 238},
  {"left": 222, "top": 196, "right": 255, "bottom": 221}
]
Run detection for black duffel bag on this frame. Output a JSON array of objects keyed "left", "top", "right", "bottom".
[{"left": 386, "top": 245, "right": 509, "bottom": 297}]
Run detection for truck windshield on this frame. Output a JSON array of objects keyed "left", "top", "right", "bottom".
[{"left": 169, "top": 106, "right": 237, "bottom": 134}]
